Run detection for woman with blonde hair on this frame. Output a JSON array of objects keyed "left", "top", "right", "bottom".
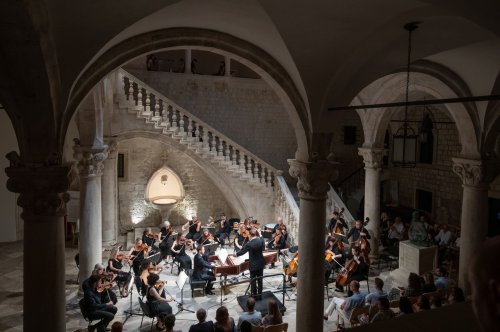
[{"left": 261, "top": 300, "right": 282, "bottom": 327}]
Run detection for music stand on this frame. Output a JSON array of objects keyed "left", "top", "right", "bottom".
[
  {"left": 123, "top": 276, "right": 142, "bottom": 324},
  {"left": 174, "top": 270, "right": 195, "bottom": 315}
]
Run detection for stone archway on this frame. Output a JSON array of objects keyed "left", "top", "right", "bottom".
[{"left": 63, "top": 28, "right": 310, "bottom": 163}]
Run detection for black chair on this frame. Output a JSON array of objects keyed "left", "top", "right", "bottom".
[
  {"left": 138, "top": 297, "right": 156, "bottom": 331},
  {"left": 188, "top": 269, "right": 208, "bottom": 297},
  {"left": 78, "top": 298, "right": 93, "bottom": 330}
]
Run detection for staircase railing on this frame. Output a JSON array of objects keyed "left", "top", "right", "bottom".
[
  {"left": 327, "top": 185, "right": 355, "bottom": 227},
  {"left": 334, "top": 165, "right": 365, "bottom": 203},
  {"left": 274, "top": 174, "right": 300, "bottom": 245},
  {"left": 116, "top": 68, "right": 278, "bottom": 188}
]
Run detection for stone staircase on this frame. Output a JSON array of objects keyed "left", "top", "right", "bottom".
[{"left": 115, "top": 68, "right": 277, "bottom": 196}]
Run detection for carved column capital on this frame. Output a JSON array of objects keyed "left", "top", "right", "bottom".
[
  {"left": 452, "top": 158, "right": 500, "bottom": 187},
  {"left": 104, "top": 138, "right": 118, "bottom": 159},
  {"left": 5, "top": 165, "right": 70, "bottom": 220},
  {"left": 288, "top": 159, "right": 339, "bottom": 200},
  {"left": 73, "top": 145, "right": 109, "bottom": 178},
  {"left": 358, "top": 148, "right": 386, "bottom": 169}
]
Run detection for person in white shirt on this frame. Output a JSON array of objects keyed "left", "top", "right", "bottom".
[
  {"left": 434, "top": 224, "right": 452, "bottom": 246},
  {"left": 388, "top": 217, "right": 405, "bottom": 246}
]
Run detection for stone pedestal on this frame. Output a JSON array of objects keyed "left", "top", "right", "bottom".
[{"left": 390, "top": 240, "right": 437, "bottom": 287}]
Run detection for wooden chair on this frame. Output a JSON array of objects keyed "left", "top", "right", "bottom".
[
  {"left": 336, "top": 306, "right": 369, "bottom": 330},
  {"left": 263, "top": 322, "right": 288, "bottom": 332},
  {"left": 138, "top": 297, "right": 156, "bottom": 331}
]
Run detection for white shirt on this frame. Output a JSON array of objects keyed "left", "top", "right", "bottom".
[
  {"left": 388, "top": 222, "right": 405, "bottom": 240},
  {"left": 435, "top": 229, "right": 452, "bottom": 246}
]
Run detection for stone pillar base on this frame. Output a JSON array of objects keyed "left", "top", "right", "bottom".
[{"left": 389, "top": 240, "right": 437, "bottom": 287}]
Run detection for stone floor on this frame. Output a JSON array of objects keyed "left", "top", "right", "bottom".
[{"left": 0, "top": 241, "right": 386, "bottom": 332}]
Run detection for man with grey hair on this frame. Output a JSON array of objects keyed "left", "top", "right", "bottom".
[
  {"left": 188, "top": 308, "right": 214, "bottom": 332},
  {"left": 469, "top": 235, "right": 500, "bottom": 332}
]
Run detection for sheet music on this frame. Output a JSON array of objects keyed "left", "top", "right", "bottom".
[
  {"left": 218, "top": 248, "right": 229, "bottom": 264},
  {"left": 230, "top": 252, "right": 249, "bottom": 265}
]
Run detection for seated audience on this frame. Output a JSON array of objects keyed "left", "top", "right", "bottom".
[
  {"left": 214, "top": 306, "right": 236, "bottom": 332},
  {"left": 421, "top": 272, "right": 437, "bottom": 293},
  {"left": 447, "top": 286, "right": 465, "bottom": 304},
  {"left": 365, "top": 277, "right": 387, "bottom": 307},
  {"left": 434, "top": 266, "right": 451, "bottom": 290},
  {"left": 414, "top": 295, "right": 431, "bottom": 312},
  {"left": 401, "top": 272, "right": 422, "bottom": 297},
  {"left": 371, "top": 297, "right": 394, "bottom": 322},
  {"left": 111, "top": 321, "right": 123, "bottom": 332},
  {"left": 430, "top": 295, "right": 442, "bottom": 309},
  {"left": 387, "top": 217, "right": 405, "bottom": 246},
  {"left": 261, "top": 300, "right": 283, "bottom": 327},
  {"left": 188, "top": 308, "right": 215, "bottom": 332},
  {"left": 237, "top": 297, "right": 262, "bottom": 331},
  {"left": 324, "top": 280, "right": 365, "bottom": 321},
  {"left": 164, "top": 313, "right": 182, "bottom": 332}
]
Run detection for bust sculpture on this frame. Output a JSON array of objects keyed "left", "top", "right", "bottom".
[{"left": 408, "top": 211, "right": 429, "bottom": 246}]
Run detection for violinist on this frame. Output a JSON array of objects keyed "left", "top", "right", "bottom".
[
  {"left": 249, "top": 219, "right": 262, "bottom": 237},
  {"left": 159, "top": 221, "right": 176, "bottom": 259},
  {"left": 335, "top": 246, "right": 368, "bottom": 294},
  {"left": 197, "top": 228, "right": 215, "bottom": 246},
  {"left": 267, "top": 227, "right": 286, "bottom": 250},
  {"left": 272, "top": 217, "right": 285, "bottom": 234},
  {"left": 91, "top": 263, "right": 118, "bottom": 305},
  {"left": 171, "top": 234, "right": 193, "bottom": 270},
  {"left": 82, "top": 274, "right": 117, "bottom": 332},
  {"left": 142, "top": 227, "right": 160, "bottom": 254},
  {"left": 214, "top": 213, "right": 233, "bottom": 246},
  {"left": 182, "top": 216, "right": 202, "bottom": 242},
  {"left": 234, "top": 224, "right": 250, "bottom": 251},
  {"left": 129, "top": 238, "right": 150, "bottom": 275},
  {"left": 146, "top": 273, "right": 173, "bottom": 330},
  {"left": 107, "top": 252, "right": 132, "bottom": 297}
]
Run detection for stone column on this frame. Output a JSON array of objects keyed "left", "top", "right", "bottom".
[
  {"left": 6, "top": 164, "right": 70, "bottom": 332},
  {"left": 74, "top": 144, "right": 108, "bottom": 284},
  {"left": 358, "top": 148, "right": 385, "bottom": 261},
  {"left": 452, "top": 158, "right": 498, "bottom": 294},
  {"left": 288, "top": 159, "right": 338, "bottom": 332},
  {"left": 224, "top": 55, "right": 231, "bottom": 77},
  {"left": 101, "top": 139, "right": 118, "bottom": 246},
  {"left": 185, "top": 49, "right": 192, "bottom": 74}
]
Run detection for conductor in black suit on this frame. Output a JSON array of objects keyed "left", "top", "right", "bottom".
[{"left": 236, "top": 228, "right": 265, "bottom": 297}]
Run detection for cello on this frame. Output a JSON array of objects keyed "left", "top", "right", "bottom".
[
  {"left": 335, "top": 258, "right": 358, "bottom": 286},
  {"left": 360, "top": 217, "right": 371, "bottom": 265},
  {"left": 284, "top": 252, "right": 299, "bottom": 277}
]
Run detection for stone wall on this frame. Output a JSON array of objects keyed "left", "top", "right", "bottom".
[
  {"left": 124, "top": 69, "right": 297, "bottom": 175},
  {"left": 388, "top": 107, "right": 463, "bottom": 225},
  {"left": 117, "top": 137, "right": 236, "bottom": 230}
]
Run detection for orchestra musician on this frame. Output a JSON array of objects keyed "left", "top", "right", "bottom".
[
  {"left": 213, "top": 213, "right": 233, "bottom": 247},
  {"left": 129, "top": 238, "right": 151, "bottom": 275},
  {"left": 272, "top": 217, "right": 285, "bottom": 234},
  {"left": 142, "top": 227, "right": 160, "bottom": 251},
  {"left": 249, "top": 218, "right": 262, "bottom": 237},
  {"left": 89, "top": 263, "right": 118, "bottom": 305},
  {"left": 193, "top": 245, "right": 216, "bottom": 295},
  {"left": 267, "top": 227, "right": 287, "bottom": 250},
  {"left": 82, "top": 274, "right": 117, "bottom": 332},
  {"left": 325, "top": 236, "right": 344, "bottom": 284},
  {"left": 328, "top": 210, "right": 349, "bottom": 237},
  {"left": 234, "top": 224, "right": 250, "bottom": 251},
  {"left": 159, "top": 221, "right": 176, "bottom": 259},
  {"left": 146, "top": 273, "right": 173, "bottom": 330},
  {"left": 171, "top": 234, "right": 193, "bottom": 270},
  {"left": 197, "top": 228, "right": 215, "bottom": 245},
  {"left": 236, "top": 228, "right": 266, "bottom": 297},
  {"left": 346, "top": 220, "right": 371, "bottom": 248},
  {"left": 107, "top": 252, "right": 132, "bottom": 297},
  {"left": 335, "top": 246, "right": 368, "bottom": 294},
  {"left": 182, "top": 216, "right": 202, "bottom": 242}
]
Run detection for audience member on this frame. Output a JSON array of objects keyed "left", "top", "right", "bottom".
[
  {"left": 398, "top": 296, "right": 414, "bottom": 316},
  {"left": 261, "top": 300, "right": 283, "bottom": 327},
  {"left": 434, "top": 266, "right": 450, "bottom": 290},
  {"left": 365, "top": 278, "right": 387, "bottom": 307},
  {"left": 111, "top": 321, "right": 123, "bottom": 332},
  {"left": 237, "top": 297, "right": 262, "bottom": 331},
  {"left": 430, "top": 295, "right": 442, "bottom": 309},
  {"left": 447, "top": 286, "right": 465, "bottom": 304},
  {"left": 371, "top": 297, "right": 394, "bottom": 322},
  {"left": 164, "top": 313, "right": 182, "bottom": 332},
  {"left": 421, "top": 272, "right": 437, "bottom": 293},
  {"left": 402, "top": 272, "right": 422, "bottom": 297},
  {"left": 214, "top": 306, "right": 236, "bottom": 332},
  {"left": 324, "top": 280, "right": 365, "bottom": 321},
  {"left": 387, "top": 217, "right": 405, "bottom": 246},
  {"left": 188, "top": 308, "right": 214, "bottom": 332},
  {"left": 414, "top": 295, "right": 430, "bottom": 312},
  {"left": 469, "top": 235, "right": 500, "bottom": 332}
]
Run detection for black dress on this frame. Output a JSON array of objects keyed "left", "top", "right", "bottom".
[
  {"left": 172, "top": 243, "right": 192, "bottom": 270},
  {"left": 146, "top": 286, "right": 172, "bottom": 317}
]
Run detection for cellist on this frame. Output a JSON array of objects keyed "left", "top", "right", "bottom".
[
  {"left": 335, "top": 246, "right": 368, "bottom": 295},
  {"left": 325, "top": 236, "right": 344, "bottom": 284}
]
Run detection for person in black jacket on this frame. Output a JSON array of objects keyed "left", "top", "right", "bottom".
[
  {"left": 82, "top": 275, "right": 117, "bottom": 332},
  {"left": 236, "top": 228, "right": 265, "bottom": 297},
  {"left": 214, "top": 213, "right": 233, "bottom": 247},
  {"left": 193, "top": 245, "right": 216, "bottom": 295}
]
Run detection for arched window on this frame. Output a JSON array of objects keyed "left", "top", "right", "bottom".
[{"left": 144, "top": 167, "right": 185, "bottom": 205}]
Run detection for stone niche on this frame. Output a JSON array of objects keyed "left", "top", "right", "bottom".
[
  {"left": 118, "top": 137, "right": 235, "bottom": 230},
  {"left": 389, "top": 240, "right": 438, "bottom": 287}
]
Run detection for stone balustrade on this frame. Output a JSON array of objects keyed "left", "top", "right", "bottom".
[
  {"left": 275, "top": 174, "right": 300, "bottom": 245},
  {"left": 117, "top": 69, "right": 277, "bottom": 190}
]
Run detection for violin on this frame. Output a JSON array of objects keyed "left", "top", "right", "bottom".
[
  {"left": 97, "top": 280, "right": 114, "bottom": 293},
  {"left": 325, "top": 250, "right": 335, "bottom": 263}
]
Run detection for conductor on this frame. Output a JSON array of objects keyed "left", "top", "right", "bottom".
[{"left": 236, "top": 228, "right": 265, "bottom": 297}]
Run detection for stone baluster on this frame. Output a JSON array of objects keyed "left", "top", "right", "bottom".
[
  {"left": 187, "top": 120, "right": 194, "bottom": 141},
  {"left": 266, "top": 169, "right": 271, "bottom": 187},
  {"left": 239, "top": 152, "right": 245, "bottom": 173},
  {"left": 452, "top": 157, "right": 499, "bottom": 294},
  {"left": 245, "top": 156, "right": 251, "bottom": 175},
  {"left": 171, "top": 109, "right": 178, "bottom": 130},
  {"left": 154, "top": 97, "right": 160, "bottom": 118},
  {"left": 128, "top": 78, "right": 134, "bottom": 101},
  {"left": 259, "top": 166, "right": 264, "bottom": 183},
  {"left": 137, "top": 85, "right": 143, "bottom": 108},
  {"left": 288, "top": 159, "right": 339, "bottom": 332},
  {"left": 144, "top": 90, "right": 151, "bottom": 115},
  {"left": 217, "top": 138, "right": 223, "bottom": 158},
  {"left": 193, "top": 124, "right": 200, "bottom": 144},
  {"left": 202, "top": 129, "right": 209, "bottom": 152},
  {"left": 178, "top": 112, "right": 185, "bottom": 135},
  {"left": 6, "top": 164, "right": 70, "bottom": 332},
  {"left": 251, "top": 162, "right": 257, "bottom": 179},
  {"left": 224, "top": 143, "right": 230, "bottom": 162},
  {"left": 231, "top": 147, "right": 237, "bottom": 167}
]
